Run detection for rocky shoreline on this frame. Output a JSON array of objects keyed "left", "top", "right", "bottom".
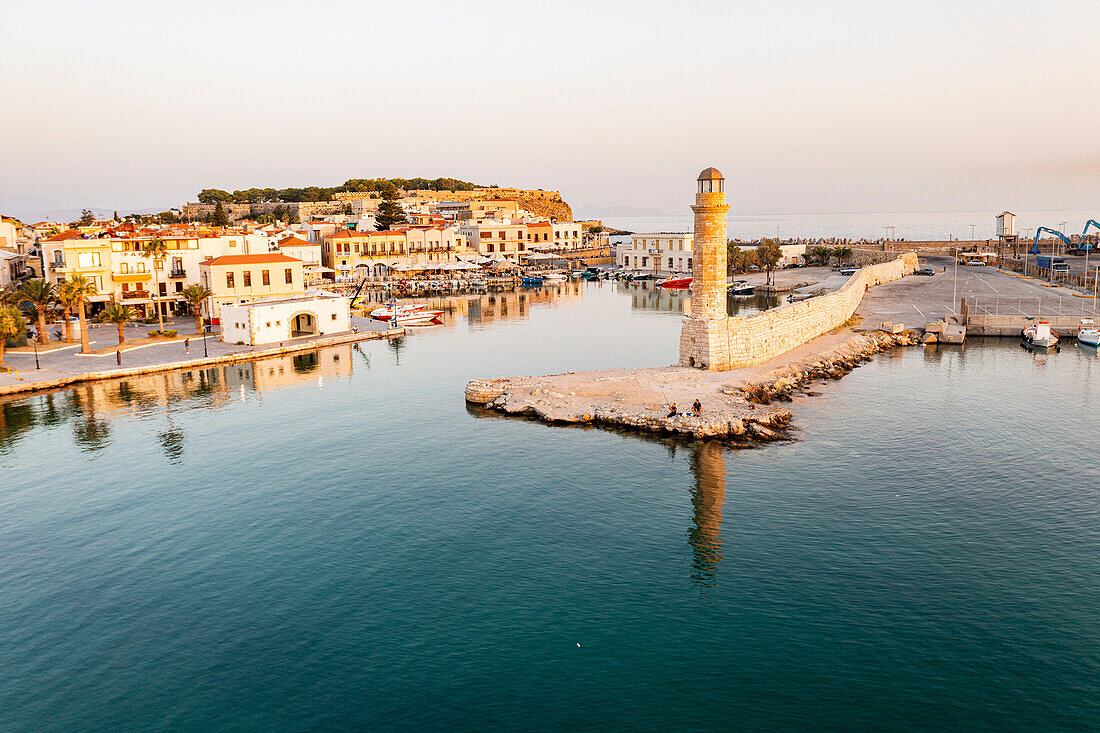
[{"left": 465, "top": 328, "right": 920, "bottom": 445}]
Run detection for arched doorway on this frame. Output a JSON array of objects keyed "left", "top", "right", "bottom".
[{"left": 290, "top": 311, "right": 318, "bottom": 337}]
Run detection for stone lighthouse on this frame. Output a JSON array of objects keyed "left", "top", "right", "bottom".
[{"left": 679, "top": 167, "right": 730, "bottom": 369}]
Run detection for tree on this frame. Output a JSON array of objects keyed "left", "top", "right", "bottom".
[
  {"left": 0, "top": 306, "right": 27, "bottom": 365},
  {"left": 757, "top": 238, "right": 783, "bottom": 286},
  {"left": 810, "top": 246, "right": 831, "bottom": 265},
  {"left": 197, "top": 189, "right": 233, "bottom": 204},
  {"left": 54, "top": 280, "right": 80, "bottom": 343},
  {"left": 63, "top": 275, "right": 98, "bottom": 354},
  {"left": 18, "top": 279, "right": 54, "bottom": 344},
  {"left": 180, "top": 284, "right": 213, "bottom": 336},
  {"left": 77, "top": 209, "right": 96, "bottom": 227},
  {"left": 832, "top": 246, "right": 852, "bottom": 264},
  {"left": 98, "top": 304, "right": 135, "bottom": 346},
  {"left": 211, "top": 201, "right": 229, "bottom": 227},
  {"left": 375, "top": 183, "right": 408, "bottom": 231},
  {"left": 142, "top": 237, "right": 170, "bottom": 332},
  {"left": 113, "top": 210, "right": 120, "bottom": 221},
  {"left": 726, "top": 242, "right": 743, "bottom": 275}
]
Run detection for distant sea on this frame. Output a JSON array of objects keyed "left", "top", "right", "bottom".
[{"left": 601, "top": 209, "right": 1098, "bottom": 242}]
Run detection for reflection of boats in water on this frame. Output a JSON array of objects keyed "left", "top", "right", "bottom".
[
  {"left": 541, "top": 272, "right": 567, "bottom": 282},
  {"left": 658, "top": 276, "right": 693, "bottom": 289},
  {"left": 1078, "top": 319, "right": 1099, "bottom": 347},
  {"left": 1022, "top": 321, "right": 1059, "bottom": 348},
  {"left": 728, "top": 280, "right": 754, "bottom": 296}
]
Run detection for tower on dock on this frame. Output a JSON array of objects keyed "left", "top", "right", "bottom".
[{"left": 679, "top": 167, "right": 730, "bottom": 369}]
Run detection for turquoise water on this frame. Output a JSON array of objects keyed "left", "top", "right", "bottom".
[{"left": 2, "top": 282, "right": 1099, "bottom": 730}]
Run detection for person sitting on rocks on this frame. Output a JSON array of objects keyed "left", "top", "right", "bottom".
[
  {"left": 692, "top": 399, "right": 702, "bottom": 416},
  {"left": 666, "top": 403, "right": 677, "bottom": 418}
]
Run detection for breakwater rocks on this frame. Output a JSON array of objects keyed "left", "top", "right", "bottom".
[
  {"left": 738, "top": 329, "right": 920, "bottom": 404},
  {"left": 465, "top": 329, "right": 919, "bottom": 445}
]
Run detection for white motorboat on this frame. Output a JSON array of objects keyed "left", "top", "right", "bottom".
[
  {"left": 728, "top": 280, "right": 754, "bottom": 296},
  {"left": 1022, "top": 321, "right": 1059, "bottom": 348},
  {"left": 1078, "top": 318, "right": 1100, "bottom": 347},
  {"left": 394, "top": 309, "right": 444, "bottom": 325},
  {"left": 370, "top": 303, "right": 426, "bottom": 321},
  {"left": 542, "top": 272, "right": 567, "bottom": 282}
]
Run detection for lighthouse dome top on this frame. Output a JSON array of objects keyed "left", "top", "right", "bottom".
[{"left": 697, "top": 166, "right": 724, "bottom": 193}]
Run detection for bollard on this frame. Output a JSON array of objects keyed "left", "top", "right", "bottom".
[{"left": 116, "top": 350, "right": 121, "bottom": 366}]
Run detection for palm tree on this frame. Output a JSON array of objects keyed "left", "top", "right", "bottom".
[
  {"left": 832, "top": 246, "right": 852, "bottom": 265},
  {"left": 18, "top": 279, "right": 54, "bottom": 344},
  {"left": 54, "top": 280, "right": 79, "bottom": 343},
  {"left": 141, "top": 237, "right": 170, "bottom": 332},
  {"left": 98, "top": 304, "right": 135, "bottom": 346},
  {"left": 810, "top": 246, "right": 831, "bottom": 266},
  {"left": 180, "top": 283, "right": 213, "bottom": 336},
  {"left": 0, "top": 285, "right": 18, "bottom": 307},
  {"left": 0, "top": 306, "right": 28, "bottom": 365},
  {"left": 63, "top": 275, "right": 98, "bottom": 354}
]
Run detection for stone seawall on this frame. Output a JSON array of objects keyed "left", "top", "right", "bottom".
[{"left": 680, "top": 253, "right": 918, "bottom": 369}]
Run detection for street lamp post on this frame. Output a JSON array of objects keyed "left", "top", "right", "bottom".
[
  {"left": 952, "top": 243, "right": 959, "bottom": 316},
  {"left": 32, "top": 339, "right": 39, "bottom": 370}
]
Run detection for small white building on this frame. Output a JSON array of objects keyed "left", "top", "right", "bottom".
[
  {"left": 219, "top": 290, "right": 350, "bottom": 346},
  {"left": 996, "top": 211, "right": 1016, "bottom": 239}
]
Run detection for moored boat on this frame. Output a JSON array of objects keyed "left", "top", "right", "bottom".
[
  {"left": 787, "top": 291, "right": 813, "bottom": 302},
  {"left": 1022, "top": 321, "right": 1059, "bottom": 348},
  {"left": 521, "top": 276, "right": 544, "bottom": 286},
  {"left": 728, "top": 280, "right": 754, "bottom": 295},
  {"left": 542, "top": 272, "right": 567, "bottom": 282},
  {"left": 370, "top": 303, "right": 426, "bottom": 321},
  {"left": 658, "top": 276, "right": 693, "bottom": 289},
  {"left": 1078, "top": 318, "right": 1100, "bottom": 347}
]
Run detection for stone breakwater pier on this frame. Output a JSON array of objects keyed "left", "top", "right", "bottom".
[{"left": 466, "top": 167, "right": 921, "bottom": 443}]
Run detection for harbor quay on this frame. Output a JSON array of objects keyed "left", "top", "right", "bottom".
[{"left": 467, "top": 169, "right": 1100, "bottom": 443}]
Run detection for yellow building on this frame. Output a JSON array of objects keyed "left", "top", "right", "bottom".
[{"left": 199, "top": 253, "right": 305, "bottom": 321}]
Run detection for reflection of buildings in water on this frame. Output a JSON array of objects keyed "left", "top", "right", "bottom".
[
  {"left": 0, "top": 344, "right": 357, "bottom": 457},
  {"left": 687, "top": 441, "right": 727, "bottom": 587},
  {"left": 621, "top": 281, "right": 690, "bottom": 314}
]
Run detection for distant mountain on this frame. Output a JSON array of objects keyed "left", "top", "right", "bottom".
[
  {"left": 575, "top": 204, "right": 669, "bottom": 219},
  {"left": 0, "top": 193, "right": 171, "bottom": 223}
]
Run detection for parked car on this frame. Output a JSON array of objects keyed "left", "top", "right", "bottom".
[
  {"left": 965, "top": 259, "right": 986, "bottom": 266},
  {"left": 749, "top": 265, "right": 760, "bottom": 271},
  {"left": 915, "top": 267, "right": 936, "bottom": 276}
]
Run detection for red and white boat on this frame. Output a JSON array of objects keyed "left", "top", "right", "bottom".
[
  {"left": 394, "top": 309, "right": 444, "bottom": 325},
  {"left": 370, "top": 304, "right": 426, "bottom": 321},
  {"left": 658, "top": 276, "right": 693, "bottom": 289}
]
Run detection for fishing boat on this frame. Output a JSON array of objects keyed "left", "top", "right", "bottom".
[
  {"left": 395, "top": 309, "right": 444, "bottom": 325},
  {"left": 658, "top": 276, "right": 693, "bottom": 289},
  {"left": 571, "top": 269, "right": 587, "bottom": 278},
  {"left": 370, "top": 303, "right": 426, "bottom": 321},
  {"left": 1022, "top": 321, "right": 1059, "bottom": 348},
  {"left": 728, "top": 280, "right": 754, "bottom": 295},
  {"left": 542, "top": 272, "right": 567, "bottom": 282},
  {"left": 787, "top": 291, "right": 813, "bottom": 302},
  {"left": 1077, "top": 318, "right": 1100, "bottom": 347},
  {"left": 521, "top": 275, "right": 544, "bottom": 286}
]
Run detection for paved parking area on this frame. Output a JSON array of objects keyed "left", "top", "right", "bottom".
[{"left": 858, "top": 257, "right": 1098, "bottom": 329}]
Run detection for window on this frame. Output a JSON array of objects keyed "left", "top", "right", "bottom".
[
  {"left": 668, "top": 258, "right": 674, "bottom": 268},
  {"left": 121, "top": 283, "right": 130, "bottom": 293},
  {"left": 137, "top": 262, "right": 146, "bottom": 273},
  {"left": 642, "top": 257, "right": 648, "bottom": 267},
  {"left": 262, "top": 270, "right": 270, "bottom": 286},
  {"left": 175, "top": 282, "right": 183, "bottom": 292},
  {"left": 498, "top": 231, "right": 505, "bottom": 239},
  {"left": 284, "top": 268, "right": 292, "bottom": 284},
  {"left": 243, "top": 271, "right": 252, "bottom": 287},
  {"left": 331, "top": 313, "right": 337, "bottom": 320},
  {"left": 688, "top": 258, "right": 693, "bottom": 269},
  {"left": 76, "top": 251, "right": 100, "bottom": 268},
  {"left": 226, "top": 272, "right": 235, "bottom": 288},
  {"left": 480, "top": 231, "right": 490, "bottom": 239},
  {"left": 120, "top": 262, "right": 129, "bottom": 274},
  {"left": 159, "top": 283, "right": 167, "bottom": 296}
]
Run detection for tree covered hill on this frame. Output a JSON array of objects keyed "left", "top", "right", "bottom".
[{"left": 196, "top": 177, "right": 483, "bottom": 204}]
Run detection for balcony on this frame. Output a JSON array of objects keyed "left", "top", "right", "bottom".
[
  {"left": 121, "top": 290, "right": 151, "bottom": 301},
  {"left": 168, "top": 269, "right": 186, "bottom": 278}
]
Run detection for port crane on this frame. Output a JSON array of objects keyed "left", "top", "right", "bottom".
[{"left": 1029, "top": 221, "right": 1100, "bottom": 254}]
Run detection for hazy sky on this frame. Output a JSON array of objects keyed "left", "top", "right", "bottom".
[{"left": 2, "top": 0, "right": 1098, "bottom": 216}]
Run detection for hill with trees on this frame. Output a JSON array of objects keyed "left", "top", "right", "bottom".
[{"left": 196, "top": 177, "right": 483, "bottom": 205}]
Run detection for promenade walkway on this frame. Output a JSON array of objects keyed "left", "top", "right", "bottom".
[{"left": 1, "top": 315, "right": 400, "bottom": 394}]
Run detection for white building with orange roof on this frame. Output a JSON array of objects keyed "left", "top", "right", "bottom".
[{"left": 199, "top": 253, "right": 305, "bottom": 321}]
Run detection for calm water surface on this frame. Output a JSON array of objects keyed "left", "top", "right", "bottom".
[{"left": 2, "top": 282, "right": 1098, "bottom": 731}]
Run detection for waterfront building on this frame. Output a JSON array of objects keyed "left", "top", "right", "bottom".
[
  {"left": 199, "top": 253, "right": 305, "bottom": 321},
  {"left": 458, "top": 221, "right": 529, "bottom": 259},
  {"left": 618, "top": 233, "right": 695, "bottom": 276},
  {"left": 218, "top": 290, "right": 349, "bottom": 345},
  {"left": 551, "top": 221, "right": 583, "bottom": 250}
]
